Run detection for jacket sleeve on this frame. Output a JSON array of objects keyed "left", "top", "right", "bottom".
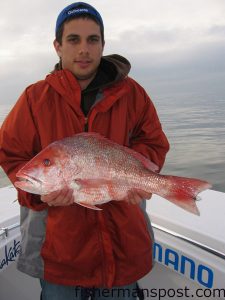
[
  {"left": 129, "top": 86, "right": 170, "bottom": 171},
  {"left": 0, "top": 88, "right": 47, "bottom": 210}
]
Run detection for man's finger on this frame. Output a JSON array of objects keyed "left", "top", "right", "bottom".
[
  {"left": 56, "top": 189, "right": 73, "bottom": 206},
  {"left": 44, "top": 188, "right": 74, "bottom": 206},
  {"left": 132, "top": 189, "right": 152, "bottom": 200},
  {"left": 126, "top": 190, "right": 141, "bottom": 204},
  {"left": 41, "top": 189, "right": 62, "bottom": 202}
]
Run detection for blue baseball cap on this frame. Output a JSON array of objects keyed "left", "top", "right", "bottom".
[{"left": 55, "top": 2, "right": 104, "bottom": 35}]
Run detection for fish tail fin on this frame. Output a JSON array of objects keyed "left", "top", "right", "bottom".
[{"left": 159, "top": 175, "right": 212, "bottom": 216}]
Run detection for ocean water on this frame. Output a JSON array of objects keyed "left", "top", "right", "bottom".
[
  {"left": 0, "top": 91, "right": 225, "bottom": 192},
  {"left": 153, "top": 91, "right": 225, "bottom": 193}
]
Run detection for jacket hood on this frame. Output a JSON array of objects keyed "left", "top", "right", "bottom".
[
  {"left": 82, "top": 54, "right": 131, "bottom": 92},
  {"left": 101, "top": 54, "right": 131, "bottom": 82},
  {"left": 46, "top": 54, "right": 131, "bottom": 98},
  {"left": 52, "top": 54, "right": 131, "bottom": 84}
]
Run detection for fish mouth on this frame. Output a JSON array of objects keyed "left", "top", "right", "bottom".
[
  {"left": 14, "top": 173, "right": 43, "bottom": 194},
  {"left": 16, "top": 174, "right": 42, "bottom": 185}
]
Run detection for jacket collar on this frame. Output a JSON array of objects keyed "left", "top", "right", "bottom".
[
  {"left": 45, "top": 69, "right": 82, "bottom": 113},
  {"left": 45, "top": 69, "right": 129, "bottom": 114}
]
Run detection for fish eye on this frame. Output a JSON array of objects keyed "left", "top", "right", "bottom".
[{"left": 43, "top": 159, "right": 51, "bottom": 167}]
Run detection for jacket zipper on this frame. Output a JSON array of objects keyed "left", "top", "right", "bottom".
[
  {"left": 98, "top": 226, "right": 107, "bottom": 286},
  {"left": 84, "top": 117, "right": 88, "bottom": 132},
  {"left": 84, "top": 108, "right": 97, "bottom": 132},
  {"left": 83, "top": 110, "right": 107, "bottom": 286}
]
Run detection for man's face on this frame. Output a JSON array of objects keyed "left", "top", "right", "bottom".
[{"left": 54, "top": 18, "right": 104, "bottom": 81}]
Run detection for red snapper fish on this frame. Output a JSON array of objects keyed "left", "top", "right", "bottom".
[{"left": 15, "top": 133, "right": 211, "bottom": 215}]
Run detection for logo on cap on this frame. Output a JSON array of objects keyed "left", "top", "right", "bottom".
[{"left": 68, "top": 8, "right": 89, "bottom": 15}]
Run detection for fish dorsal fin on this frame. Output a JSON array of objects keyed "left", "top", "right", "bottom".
[
  {"left": 74, "top": 132, "right": 159, "bottom": 172},
  {"left": 122, "top": 147, "right": 159, "bottom": 172}
]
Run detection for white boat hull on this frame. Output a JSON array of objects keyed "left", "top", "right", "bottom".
[{"left": 1, "top": 186, "right": 225, "bottom": 299}]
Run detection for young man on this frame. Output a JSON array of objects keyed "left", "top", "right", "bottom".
[{"left": 0, "top": 2, "right": 169, "bottom": 300}]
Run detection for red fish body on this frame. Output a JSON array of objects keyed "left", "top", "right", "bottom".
[{"left": 15, "top": 133, "right": 211, "bottom": 215}]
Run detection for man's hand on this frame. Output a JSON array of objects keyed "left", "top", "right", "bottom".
[
  {"left": 123, "top": 189, "right": 152, "bottom": 205},
  {"left": 41, "top": 188, "right": 74, "bottom": 207}
]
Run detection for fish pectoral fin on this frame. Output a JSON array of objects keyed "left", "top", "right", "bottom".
[
  {"left": 74, "top": 178, "right": 111, "bottom": 189},
  {"left": 76, "top": 201, "right": 102, "bottom": 211}
]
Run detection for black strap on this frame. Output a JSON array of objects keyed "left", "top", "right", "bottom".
[{"left": 136, "top": 283, "right": 145, "bottom": 300}]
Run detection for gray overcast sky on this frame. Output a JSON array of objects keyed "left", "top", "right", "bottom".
[{"left": 0, "top": 0, "right": 225, "bottom": 104}]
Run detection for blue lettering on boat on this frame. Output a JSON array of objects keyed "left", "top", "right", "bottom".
[
  {"left": 153, "top": 242, "right": 213, "bottom": 288},
  {"left": 0, "top": 239, "right": 21, "bottom": 270}
]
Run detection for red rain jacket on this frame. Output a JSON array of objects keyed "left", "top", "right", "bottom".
[{"left": 0, "top": 57, "right": 169, "bottom": 287}]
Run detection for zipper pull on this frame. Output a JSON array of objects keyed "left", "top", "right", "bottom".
[{"left": 84, "top": 117, "right": 88, "bottom": 132}]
